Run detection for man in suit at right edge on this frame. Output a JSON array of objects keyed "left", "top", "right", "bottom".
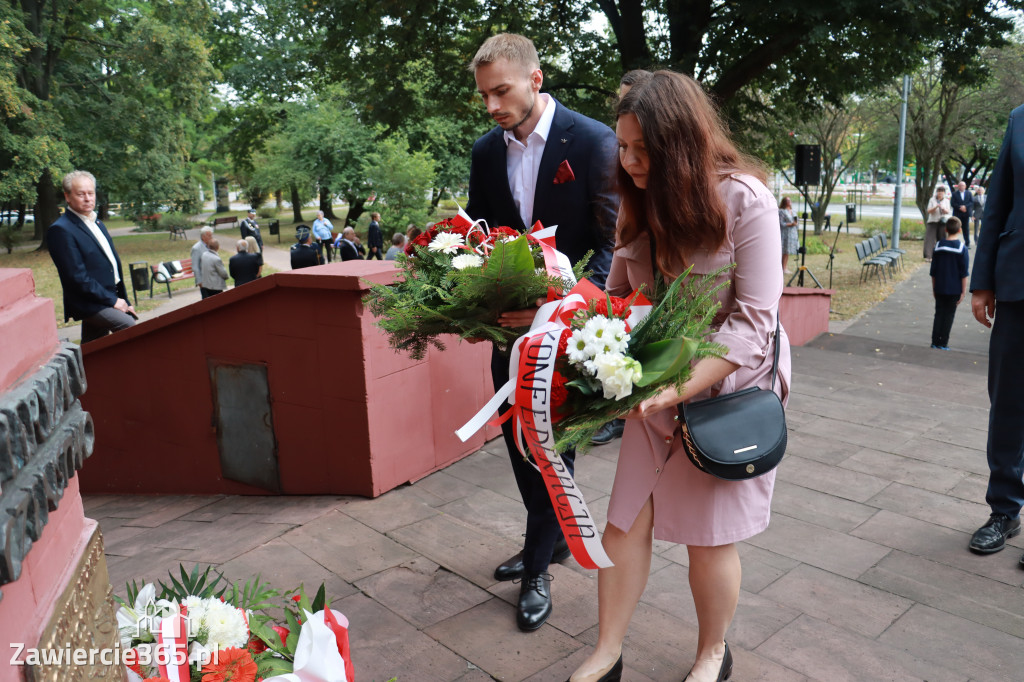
[
  {"left": 968, "top": 103, "right": 1024, "bottom": 569},
  {"left": 465, "top": 33, "right": 618, "bottom": 631}
]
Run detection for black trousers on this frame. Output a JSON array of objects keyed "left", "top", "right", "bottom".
[
  {"left": 986, "top": 300, "right": 1024, "bottom": 519},
  {"left": 931, "top": 294, "right": 959, "bottom": 347},
  {"left": 318, "top": 239, "right": 333, "bottom": 263},
  {"left": 491, "top": 346, "right": 573, "bottom": 573}
]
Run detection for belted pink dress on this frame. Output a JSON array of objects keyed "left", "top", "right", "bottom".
[{"left": 605, "top": 174, "right": 792, "bottom": 546}]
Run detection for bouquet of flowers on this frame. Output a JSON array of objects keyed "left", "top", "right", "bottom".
[
  {"left": 365, "top": 214, "right": 589, "bottom": 359},
  {"left": 546, "top": 267, "right": 728, "bottom": 450},
  {"left": 115, "top": 564, "right": 354, "bottom": 682},
  {"left": 457, "top": 264, "right": 730, "bottom": 454}
]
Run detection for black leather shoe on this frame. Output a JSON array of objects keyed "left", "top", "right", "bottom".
[
  {"left": 968, "top": 513, "right": 1021, "bottom": 554},
  {"left": 516, "top": 572, "right": 552, "bottom": 631},
  {"left": 591, "top": 418, "right": 625, "bottom": 445},
  {"left": 566, "top": 654, "right": 622, "bottom": 682},
  {"left": 1019, "top": 551, "right": 1024, "bottom": 569},
  {"left": 493, "top": 535, "right": 572, "bottom": 581},
  {"left": 684, "top": 642, "right": 732, "bottom": 682}
]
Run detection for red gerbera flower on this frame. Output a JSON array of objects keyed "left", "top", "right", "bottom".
[{"left": 201, "top": 647, "right": 257, "bottom": 682}]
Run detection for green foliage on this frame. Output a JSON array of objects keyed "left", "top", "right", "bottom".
[
  {"left": 157, "top": 564, "right": 228, "bottom": 602},
  {"left": 367, "top": 230, "right": 588, "bottom": 359},
  {"left": 0, "top": 223, "right": 20, "bottom": 254},
  {"left": 553, "top": 266, "right": 729, "bottom": 451},
  {"left": 365, "top": 135, "right": 437, "bottom": 229},
  {"left": 157, "top": 212, "right": 194, "bottom": 234}
]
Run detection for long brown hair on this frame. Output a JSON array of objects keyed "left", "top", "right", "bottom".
[{"left": 616, "top": 71, "right": 766, "bottom": 279}]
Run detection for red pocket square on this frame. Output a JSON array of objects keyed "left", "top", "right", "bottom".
[{"left": 553, "top": 160, "right": 575, "bottom": 185}]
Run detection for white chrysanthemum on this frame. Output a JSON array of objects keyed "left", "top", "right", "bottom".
[
  {"left": 451, "top": 253, "right": 484, "bottom": 270},
  {"left": 427, "top": 232, "right": 465, "bottom": 254},
  {"left": 592, "top": 318, "right": 630, "bottom": 355},
  {"left": 181, "top": 596, "right": 207, "bottom": 637},
  {"left": 592, "top": 352, "right": 643, "bottom": 400},
  {"left": 200, "top": 600, "right": 249, "bottom": 650},
  {"left": 567, "top": 329, "right": 592, "bottom": 364}
]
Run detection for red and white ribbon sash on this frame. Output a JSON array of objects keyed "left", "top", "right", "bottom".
[
  {"left": 457, "top": 280, "right": 653, "bottom": 570},
  {"left": 156, "top": 612, "right": 191, "bottom": 682}
]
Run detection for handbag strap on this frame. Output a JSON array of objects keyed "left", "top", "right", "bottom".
[{"left": 650, "top": 231, "right": 781, "bottom": 391}]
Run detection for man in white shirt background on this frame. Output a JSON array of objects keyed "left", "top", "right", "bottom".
[{"left": 47, "top": 170, "right": 136, "bottom": 343}]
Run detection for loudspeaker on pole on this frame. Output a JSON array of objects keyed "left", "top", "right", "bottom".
[{"left": 794, "top": 144, "right": 821, "bottom": 186}]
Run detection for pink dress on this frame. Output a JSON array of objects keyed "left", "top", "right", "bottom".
[{"left": 605, "top": 174, "right": 792, "bottom": 546}]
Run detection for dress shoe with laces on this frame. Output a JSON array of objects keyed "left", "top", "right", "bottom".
[
  {"left": 566, "top": 654, "right": 622, "bottom": 682},
  {"left": 516, "top": 571, "right": 552, "bottom": 631},
  {"left": 493, "top": 535, "right": 572, "bottom": 581},
  {"left": 591, "top": 418, "right": 625, "bottom": 445},
  {"left": 969, "top": 513, "right": 1021, "bottom": 554}
]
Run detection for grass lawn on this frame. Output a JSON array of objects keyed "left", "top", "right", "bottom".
[{"left": 1, "top": 232, "right": 277, "bottom": 328}]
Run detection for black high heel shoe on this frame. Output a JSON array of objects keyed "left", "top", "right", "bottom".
[
  {"left": 683, "top": 642, "right": 733, "bottom": 682},
  {"left": 566, "top": 653, "right": 623, "bottom": 682}
]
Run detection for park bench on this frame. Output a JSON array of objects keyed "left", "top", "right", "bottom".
[
  {"left": 212, "top": 215, "right": 238, "bottom": 232},
  {"left": 150, "top": 258, "right": 194, "bottom": 298},
  {"left": 169, "top": 222, "right": 188, "bottom": 240}
]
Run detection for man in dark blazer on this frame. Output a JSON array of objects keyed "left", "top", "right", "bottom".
[
  {"left": 335, "top": 227, "right": 362, "bottom": 261},
  {"left": 367, "top": 212, "right": 384, "bottom": 260},
  {"left": 240, "top": 210, "right": 263, "bottom": 251},
  {"left": 968, "top": 103, "right": 1024, "bottom": 567},
  {"left": 48, "top": 170, "right": 136, "bottom": 343},
  {"left": 950, "top": 180, "right": 974, "bottom": 248},
  {"left": 229, "top": 239, "right": 262, "bottom": 287},
  {"left": 466, "top": 33, "right": 617, "bottom": 632}
]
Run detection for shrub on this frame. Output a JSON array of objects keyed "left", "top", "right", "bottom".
[
  {"left": 257, "top": 207, "right": 277, "bottom": 220},
  {"left": 0, "top": 224, "right": 20, "bottom": 254},
  {"left": 158, "top": 212, "right": 194, "bottom": 234}
]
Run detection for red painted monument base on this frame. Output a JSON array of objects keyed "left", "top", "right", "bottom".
[
  {"left": 78, "top": 261, "right": 498, "bottom": 498},
  {"left": 780, "top": 286, "right": 833, "bottom": 346}
]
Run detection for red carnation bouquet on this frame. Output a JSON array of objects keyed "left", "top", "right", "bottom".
[{"left": 366, "top": 213, "right": 590, "bottom": 359}]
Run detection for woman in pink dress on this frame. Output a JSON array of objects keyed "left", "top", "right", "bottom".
[{"left": 569, "top": 71, "right": 791, "bottom": 682}]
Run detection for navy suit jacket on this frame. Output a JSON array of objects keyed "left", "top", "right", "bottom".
[
  {"left": 972, "top": 103, "right": 1024, "bottom": 301},
  {"left": 950, "top": 187, "right": 973, "bottom": 223},
  {"left": 47, "top": 210, "right": 127, "bottom": 321},
  {"left": 465, "top": 99, "right": 618, "bottom": 289}
]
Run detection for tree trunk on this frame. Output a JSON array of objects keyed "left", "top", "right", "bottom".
[
  {"left": 215, "top": 177, "right": 230, "bottom": 213},
  {"left": 344, "top": 194, "right": 366, "bottom": 227},
  {"left": 33, "top": 168, "right": 60, "bottom": 251},
  {"left": 275, "top": 189, "right": 283, "bottom": 212},
  {"left": 290, "top": 184, "right": 303, "bottom": 223},
  {"left": 319, "top": 187, "right": 336, "bottom": 219}
]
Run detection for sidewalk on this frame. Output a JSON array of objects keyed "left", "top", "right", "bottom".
[{"left": 84, "top": 256, "right": 1022, "bottom": 682}]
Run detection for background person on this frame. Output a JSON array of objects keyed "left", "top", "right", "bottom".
[
  {"left": 925, "top": 186, "right": 952, "bottom": 260},
  {"left": 199, "top": 238, "right": 229, "bottom": 297},
  {"left": 290, "top": 225, "right": 320, "bottom": 269},
  {"left": 47, "top": 170, "right": 136, "bottom": 343},
  {"left": 335, "top": 227, "right": 361, "bottom": 261},
  {"left": 244, "top": 235, "right": 263, "bottom": 272},
  {"left": 240, "top": 210, "right": 263, "bottom": 251},
  {"left": 779, "top": 196, "right": 798, "bottom": 273},
  {"left": 950, "top": 180, "right": 974, "bottom": 248},
  {"left": 312, "top": 210, "right": 335, "bottom": 263},
  {"left": 385, "top": 232, "right": 406, "bottom": 260},
  {"left": 367, "top": 212, "right": 384, "bottom": 259},
  {"left": 191, "top": 226, "right": 213, "bottom": 289},
  {"left": 929, "top": 218, "right": 969, "bottom": 350},
  {"left": 973, "top": 185, "right": 986, "bottom": 243},
  {"left": 229, "top": 239, "right": 261, "bottom": 287},
  {"left": 569, "top": 71, "right": 790, "bottom": 682}
]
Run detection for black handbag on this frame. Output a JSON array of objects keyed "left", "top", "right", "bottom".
[{"left": 678, "top": 317, "right": 786, "bottom": 480}]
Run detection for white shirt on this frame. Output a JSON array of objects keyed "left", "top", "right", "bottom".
[
  {"left": 70, "top": 208, "right": 120, "bottom": 285},
  {"left": 504, "top": 94, "right": 556, "bottom": 229}
]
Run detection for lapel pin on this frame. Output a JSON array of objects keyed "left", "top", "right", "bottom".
[{"left": 561, "top": 138, "right": 567, "bottom": 144}]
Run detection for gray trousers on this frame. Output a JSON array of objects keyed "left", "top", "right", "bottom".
[
  {"left": 924, "top": 222, "right": 946, "bottom": 259},
  {"left": 81, "top": 307, "right": 136, "bottom": 343}
]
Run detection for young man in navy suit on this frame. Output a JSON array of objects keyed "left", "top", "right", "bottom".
[
  {"left": 969, "top": 104, "right": 1024, "bottom": 568},
  {"left": 465, "top": 33, "right": 618, "bottom": 631},
  {"left": 950, "top": 180, "right": 974, "bottom": 248},
  {"left": 48, "top": 171, "right": 136, "bottom": 343}
]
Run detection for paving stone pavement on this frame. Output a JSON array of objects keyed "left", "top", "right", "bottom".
[{"left": 85, "top": 253, "right": 1024, "bottom": 682}]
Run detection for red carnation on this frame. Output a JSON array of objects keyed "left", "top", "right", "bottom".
[
  {"left": 550, "top": 371, "right": 570, "bottom": 422},
  {"left": 556, "top": 328, "right": 571, "bottom": 357},
  {"left": 594, "top": 296, "right": 631, "bottom": 318}
]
